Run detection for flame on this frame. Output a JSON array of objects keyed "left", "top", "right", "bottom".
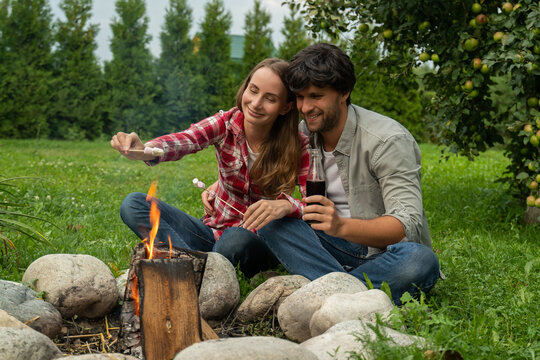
[
  {"left": 130, "top": 180, "right": 176, "bottom": 318},
  {"left": 131, "top": 275, "right": 140, "bottom": 316},
  {"left": 145, "top": 180, "right": 160, "bottom": 260},
  {"left": 146, "top": 180, "right": 158, "bottom": 201}
]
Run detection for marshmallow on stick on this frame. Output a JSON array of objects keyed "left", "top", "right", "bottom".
[
  {"left": 128, "top": 147, "right": 165, "bottom": 157},
  {"left": 192, "top": 178, "right": 245, "bottom": 216}
]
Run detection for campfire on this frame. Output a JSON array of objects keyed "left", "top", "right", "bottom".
[{"left": 119, "top": 181, "right": 217, "bottom": 360}]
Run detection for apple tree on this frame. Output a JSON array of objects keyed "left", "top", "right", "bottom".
[{"left": 288, "top": 0, "right": 540, "bottom": 211}]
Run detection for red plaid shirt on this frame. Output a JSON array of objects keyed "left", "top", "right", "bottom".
[{"left": 145, "top": 107, "right": 310, "bottom": 240}]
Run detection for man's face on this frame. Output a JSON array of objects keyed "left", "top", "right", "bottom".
[{"left": 295, "top": 84, "right": 348, "bottom": 133}]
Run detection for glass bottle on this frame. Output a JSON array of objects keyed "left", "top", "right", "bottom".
[{"left": 306, "top": 148, "right": 326, "bottom": 201}]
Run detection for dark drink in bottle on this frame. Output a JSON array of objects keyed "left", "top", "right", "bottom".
[
  {"left": 306, "top": 180, "right": 326, "bottom": 199},
  {"left": 306, "top": 148, "right": 326, "bottom": 224}
]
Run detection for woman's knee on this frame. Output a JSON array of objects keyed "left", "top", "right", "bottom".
[
  {"left": 120, "top": 192, "right": 148, "bottom": 222},
  {"left": 216, "top": 227, "right": 258, "bottom": 253}
]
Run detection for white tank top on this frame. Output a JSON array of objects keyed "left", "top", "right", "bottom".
[{"left": 323, "top": 150, "right": 351, "bottom": 218}]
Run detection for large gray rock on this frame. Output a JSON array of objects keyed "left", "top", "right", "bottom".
[
  {"left": 0, "top": 327, "right": 61, "bottom": 360},
  {"left": 0, "top": 280, "right": 62, "bottom": 338},
  {"left": 277, "top": 272, "right": 367, "bottom": 342},
  {"left": 22, "top": 254, "right": 118, "bottom": 318},
  {"left": 199, "top": 252, "right": 240, "bottom": 320},
  {"left": 236, "top": 275, "right": 310, "bottom": 322},
  {"left": 174, "top": 336, "right": 318, "bottom": 360},
  {"left": 309, "top": 289, "right": 394, "bottom": 337},
  {"left": 301, "top": 320, "right": 425, "bottom": 360},
  {"left": 58, "top": 354, "right": 140, "bottom": 360}
]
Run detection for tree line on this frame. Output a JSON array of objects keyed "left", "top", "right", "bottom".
[{"left": 0, "top": 0, "right": 425, "bottom": 141}]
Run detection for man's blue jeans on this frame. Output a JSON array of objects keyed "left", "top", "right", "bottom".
[
  {"left": 257, "top": 217, "right": 440, "bottom": 305},
  {"left": 119, "top": 192, "right": 278, "bottom": 277}
]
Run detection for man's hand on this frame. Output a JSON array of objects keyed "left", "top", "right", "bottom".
[
  {"left": 242, "top": 200, "right": 293, "bottom": 231},
  {"left": 110, "top": 132, "right": 155, "bottom": 161},
  {"left": 302, "top": 195, "right": 345, "bottom": 237},
  {"left": 202, "top": 181, "right": 218, "bottom": 217}
]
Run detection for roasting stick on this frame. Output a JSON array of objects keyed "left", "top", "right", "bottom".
[
  {"left": 192, "top": 178, "right": 245, "bottom": 216},
  {"left": 128, "top": 147, "right": 165, "bottom": 157}
]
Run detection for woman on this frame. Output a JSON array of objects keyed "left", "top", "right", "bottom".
[{"left": 111, "top": 58, "right": 309, "bottom": 277}]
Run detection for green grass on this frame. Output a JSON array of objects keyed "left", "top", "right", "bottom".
[{"left": 0, "top": 140, "right": 538, "bottom": 358}]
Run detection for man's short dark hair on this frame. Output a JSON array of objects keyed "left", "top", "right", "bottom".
[{"left": 287, "top": 43, "right": 356, "bottom": 105}]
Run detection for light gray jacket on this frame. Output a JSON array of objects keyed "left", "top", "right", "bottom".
[{"left": 300, "top": 104, "right": 432, "bottom": 253}]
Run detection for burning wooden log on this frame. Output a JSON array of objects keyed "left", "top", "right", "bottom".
[{"left": 120, "top": 242, "right": 215, "bottom": 359}]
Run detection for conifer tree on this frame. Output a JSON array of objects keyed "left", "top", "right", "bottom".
[
  {"left": 104, "top": 0, "right": 159, "bottom": 136},
  {"left": 242, "top": 0, "right": 274, "bottom": 73},
  {"left": 0, "top": 0, "right": 54, "bottom": 138},
  {"left": 195, "top": 0, "right": 235, "bottom": 116},
  {"left": 156, "top": 0, "right": 198, "bottom": 133},
  {"left": 51, "top": 0, "right": 105, "bottom": 140},
  {"left": 277, "top": 6, "right": 311, "bottom": 61}
]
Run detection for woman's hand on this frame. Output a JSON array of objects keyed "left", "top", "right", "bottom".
[
  {"left": 110, "top": 132, "right": 155, "bottom": 161},
  {"left": 242, "top": 199, "right": 292, "bottom": 231},
  {"left": 201, "top": 181, "right": 218, "bottom": 217}
]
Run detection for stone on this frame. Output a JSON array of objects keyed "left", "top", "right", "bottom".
[
  {"left": 0, "top": 327, "right": 61, "bottom": 360},
  {"left": 0, "top": 279, "right": 62, "bottom": 338},
  {"left": 22, "top": 254, "right": 118, "bottom": 318},
  {"left": 301, "top": 320, "right": 426, "bottom": 360},
  {"left": 277, "top": 272, "right": 367, "bottom": 342},
  {"left": 199, "top": 252, "right": 240, "bottom": 320},
  {"left": 0, "top": 309, "right": 30, "bottom": 329},
  {"left": 309, "top": 289, "right": 394, "bottom": 337},
  {"left": 59, "top": 354, "right": 140, "bottom": 359},
  {"left": 236, "top": 275, "right": 310, "bottom": 322},
  {"left": 174, "top": 336, "right": 318, "bottom": 360}
]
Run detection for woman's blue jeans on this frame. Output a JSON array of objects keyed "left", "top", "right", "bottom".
[
  {"left": 119, "top": 192, "right": 278, "bottom": 277},
  {"left": 257, "top": 217, "right": 440, "bottom": 305}
]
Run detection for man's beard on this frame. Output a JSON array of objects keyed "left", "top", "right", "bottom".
[{"left": 306, "top": 101, "right": 341, "bottom": 133}]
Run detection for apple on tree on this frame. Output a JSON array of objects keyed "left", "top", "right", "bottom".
[
  {"left": 475, "top": 14, "right": 487, "bottom": 25},
  {"left": 462, "top": 79, "right": 473, "bottom": 92},
  {"left": 473, "top": 58, "right": 482, "bottom": 70},
  {"left": 502, "top": 2, "right": 514, "bottom": 14},
  {"left": 493, "top": 31, "right": 504, "bottom": 42},
  {"left": 419, "top": 52, "right": 430, "bottom": 62},
  {"left": 464, "top": 38, "right": 479, "bottom": 51},
  {"left": 526, "top": 195, "right": 536, "bottom": 207}
]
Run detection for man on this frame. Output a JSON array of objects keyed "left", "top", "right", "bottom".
[{"left": 254, "top": 43, "right": 439, "bottom": 305}]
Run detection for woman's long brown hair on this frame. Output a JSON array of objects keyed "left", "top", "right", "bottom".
[{"left": 235, "top": 58, "right": 301, "bottom": 199}]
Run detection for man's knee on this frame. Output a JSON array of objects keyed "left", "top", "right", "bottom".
[{"left": 389, "top": 242, "right": 439, "bottom": 288}]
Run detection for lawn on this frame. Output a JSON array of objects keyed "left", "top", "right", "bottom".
[{"left": 0, "top": 139, "right": 538, "bottom": 359}]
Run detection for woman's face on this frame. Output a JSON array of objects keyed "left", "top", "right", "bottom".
[{"left": 242, "top": 67, "right": 291, "bottom": 131}]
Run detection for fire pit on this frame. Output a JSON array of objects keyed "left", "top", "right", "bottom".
[
  {"left": 118, "top": 180, "right": 217, "bottom": 360},
  {"left": 120, "top": 242, "right": 209, "bottom": 360}
]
